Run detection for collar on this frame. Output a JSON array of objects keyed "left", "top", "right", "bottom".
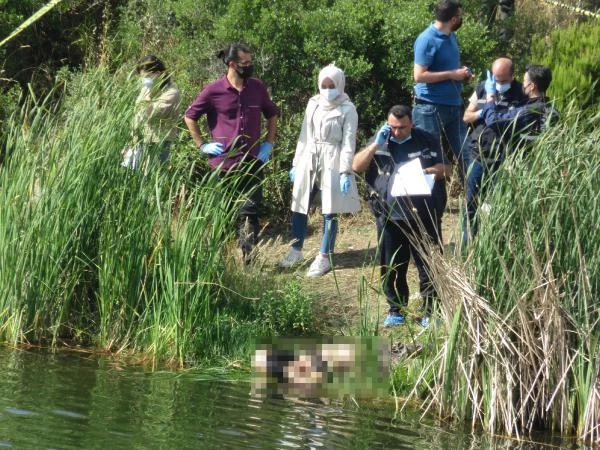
[
  {"left": 431, "top": 21, "right": 451, "bottom": 37},
  {"left": 220, "top": 74, "right": 248, "bottom": 91}
]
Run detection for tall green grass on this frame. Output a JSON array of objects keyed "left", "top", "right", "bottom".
[
  {"left": 402, "top": 107, "right": 599, "bottom": 444},
  {"left": 0, "top": 68, "right": 316, "bottom": 367}
]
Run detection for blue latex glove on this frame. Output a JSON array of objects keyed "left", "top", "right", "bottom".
[
  {"left": 289, "top": 167, "right": 296, "bottom": 182},
  {"left": 200, "top": 142, "right": 224, "bottom": 156},
  {"left": 484, "top": 70, "right": 497, "bottom": 95},
  {"left": 340, "top": 173, "right": 351, "bottom": 195},
  {"left": 375, "top": 124, "right": 391, "bottom": 146},
  {"left": 257, "top": 141, "right": 273, "bottom": 162}
]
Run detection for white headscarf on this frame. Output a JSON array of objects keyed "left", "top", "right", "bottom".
[{"left": 317, "top": 64, "right": 350, "bottom": 110}]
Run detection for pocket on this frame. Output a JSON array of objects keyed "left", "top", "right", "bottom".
[
  {"left": 412, "top": 104, "right": 439, "bottom": 134},
  {"left": 246, "top": 105, "right": 262, "bottom": 125}
]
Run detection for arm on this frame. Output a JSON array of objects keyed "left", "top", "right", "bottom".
[
  {"left": 421, "top": 130, "right": 451, "bottom": 179},
  {"left": 132, "top": 87, "right": 152, "bottom": 130},
  {"left": 480, "top": 102, "right": 536, "bottom": 135},
  {"left": 339, "top": 105, "right": 358, "bottom": 174},
  {"left": 265, "top": 115, "right": 277, "bottom": 144},
  {"left": 184, "top": 116, "right": 204, "bottom": 148},
  {"left": 463, "top": 91, "right": 483, "bottom": 124},
  {"left": 424, "top": 163, "right": 452, "bottom": 180},
  {"left": 149, "top": 86, "right": 180, "bottom": 119},
  {"left": 413, "top": 64, "right": 471, "bottom": 84},
  {"left": 184, "top": 87, "right": 212, "bottom": 148},
  {"left": 352, "top": 141, "right": 378, "bottom": 173},
  {"left": 261, "top": 81, "right": 279, "bottom": 145},
  {"left": 292, "top": 103, "right": 311, "bottom": 168}
]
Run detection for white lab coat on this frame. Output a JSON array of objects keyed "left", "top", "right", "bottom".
[{"left": 291, "top": 95, "right": 361, "bottom": 215}]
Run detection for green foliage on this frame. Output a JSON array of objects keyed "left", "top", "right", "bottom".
[
  {"left": 255, "top": 281, "right": 315, "bottom": 335},
  {"left": 0, "top": 1, "right": 124, "bottom": 88},
  {"left": 531, "top": 19, "right": 600, "bottom": 112}
]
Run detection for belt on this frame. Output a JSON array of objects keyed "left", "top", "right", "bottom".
[{"left": 414, "top": 98, "right": 435, "bottom": 105}]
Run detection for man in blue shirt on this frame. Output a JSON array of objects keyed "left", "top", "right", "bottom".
[
  {"left": 353, "top": 105, "right": 452, "bottom": 328},
  {"left": 413, "top": 0, "right": 472, "bottom": 177}
]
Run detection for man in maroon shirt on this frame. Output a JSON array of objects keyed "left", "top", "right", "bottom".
[{"left": 184, "top": 43, "right": 279, "bottom": 262}]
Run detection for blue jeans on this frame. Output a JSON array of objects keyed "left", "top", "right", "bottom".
[
  {"left": 291, "top": 212, "right": 337, "bottom": 254},
  {"left": 462, "top": 158, "right": 501, "bottom": 245},
  {"left": 412, "top": 103, "right": 468, "bottom": 175}
]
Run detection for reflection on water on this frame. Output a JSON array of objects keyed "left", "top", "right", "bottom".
[{"left": 0, "top": 348, "right": 581, "bottom": 449}]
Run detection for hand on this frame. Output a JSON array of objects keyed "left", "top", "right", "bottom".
[
  {"left": 375, "top": 124, "right": 391, "bottom": 146},
  {"left": 340, "top": 173, "right": 351, "bottom": 195},
  {"left": 289, "top": 167, "right": 296, "bottom": 182},
  {"left": 200, "top": 142, "right": 224, "bottom": 156},
  {"left": 257, "top": 141, "right": 273, "bottom": 162},
  {"left": 452, "top": 66, "right": 472, "bottom": 80},
  {"left": 484, "top": 70, "right": 497, "bottom": 96}
]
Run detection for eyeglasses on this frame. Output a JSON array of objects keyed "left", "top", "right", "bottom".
[{"left": 237, "top": 59, "right": 253, "bottom": 67}]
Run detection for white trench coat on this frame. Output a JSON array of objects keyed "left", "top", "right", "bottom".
[{"left": 291, "top": 96, "right": 361, "bottom": 215}]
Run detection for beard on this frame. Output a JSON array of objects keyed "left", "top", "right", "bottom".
[{"left": 451, "top": 18, "right": 462, "bottom": 31}]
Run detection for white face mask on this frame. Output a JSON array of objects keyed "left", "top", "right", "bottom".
[
  {"left": 495, "top": 82, "right": 511, "bottom": 94},
  {"left": 141, "top": 77, "right": 154, "bottom": 88},
  {"left": 390, "top": 135, "right": 411, "bottom": 145},
  {"left": 319, "top": 88, "right": 339, "bottom": 102}
]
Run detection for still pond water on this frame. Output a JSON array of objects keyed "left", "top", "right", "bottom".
[{"left": 0, "top": 348, "right": 583, "bottom": 449}]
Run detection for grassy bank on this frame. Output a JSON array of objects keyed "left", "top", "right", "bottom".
[{"left": 396, "top": 108, "right": 599, "bottom": 444}]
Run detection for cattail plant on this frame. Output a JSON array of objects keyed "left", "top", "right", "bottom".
[{"left": 401, "top": 106, "right": 599, "bottom": 444}]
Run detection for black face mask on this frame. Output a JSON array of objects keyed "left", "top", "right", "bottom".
[{"left": 236, "top": 64, "right": 254, "bottom": 79}]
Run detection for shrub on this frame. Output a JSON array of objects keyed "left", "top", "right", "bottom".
[
  {"left": 255, "top": 281, "right": 316, "bottom": 335},
  {"left": 531, "top": 19, "right": 600, "bottom": 112}
]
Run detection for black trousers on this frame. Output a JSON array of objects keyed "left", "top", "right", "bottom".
[
  {"left": 378, "top": 214, "right": 440, "bottom": 314},
  {"left": 221, "top": 159, "right": 264, "bottom": 246}
]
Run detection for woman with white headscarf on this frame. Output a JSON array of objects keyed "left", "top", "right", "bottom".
[{"left": 279, "top": 64, "right": 361, "bottom": 276}]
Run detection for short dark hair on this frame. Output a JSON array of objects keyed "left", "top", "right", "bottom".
[
  {"left": 217, "top": 43, "right": 252, "bottom": 65},
  {"left": 526, "top": 64, "right": 552, "bottom": 93},
  {"left": 388, "top": 105, "right": 412, "bottom": 120},
  {"left": 435, "top": 0, "right": 461, "bottom": 22},
  {"left": 137, "top": 55, "right": 166, "bottom": 74}
]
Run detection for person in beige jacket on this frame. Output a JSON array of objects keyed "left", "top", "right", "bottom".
[
  {"left": 128, "top": 55, "right": 180, "bottom": 166},
  {"left": 279, "top": 64, "right": 360, "bottom": 277}
]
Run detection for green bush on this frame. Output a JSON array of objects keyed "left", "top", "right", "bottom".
[
  {"left": 531, "top": 19, "right": 600, "bottom": 112},
  {"left": 255, "top": 281, "right": 316, "bottom": 335}
]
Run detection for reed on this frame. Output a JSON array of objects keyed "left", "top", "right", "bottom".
[
  {"left": 0, "top": 67, "right": 308, "bottom": 367},
  {"left": 402, "top": 107, "right": 599, "bottom": 444}
]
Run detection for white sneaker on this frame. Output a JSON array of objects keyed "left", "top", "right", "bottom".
[
  {"left": 306, "top": 254, "right": 331, "bottom": 277},
  {"left": 279, "top": 248, "right": 304, "bottom": 268}
]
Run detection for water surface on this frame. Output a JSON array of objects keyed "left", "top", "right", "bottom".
[{"left": 0, "top": 348, "right": 581, "bottom": 449}]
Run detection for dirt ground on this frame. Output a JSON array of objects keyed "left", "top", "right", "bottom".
[{"left": 254, "top": 195, "right": 463, "bottom": 334}]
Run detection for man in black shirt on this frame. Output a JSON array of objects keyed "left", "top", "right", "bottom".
[
  {"left": 462, "top": 57, "right": 526, "bottom": 244},
  {"left": 463, "top": 63, "right": 557, "bottom": 243},
  {"left": 353, "top": 105, "right": 452, "bottom": 328}
]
